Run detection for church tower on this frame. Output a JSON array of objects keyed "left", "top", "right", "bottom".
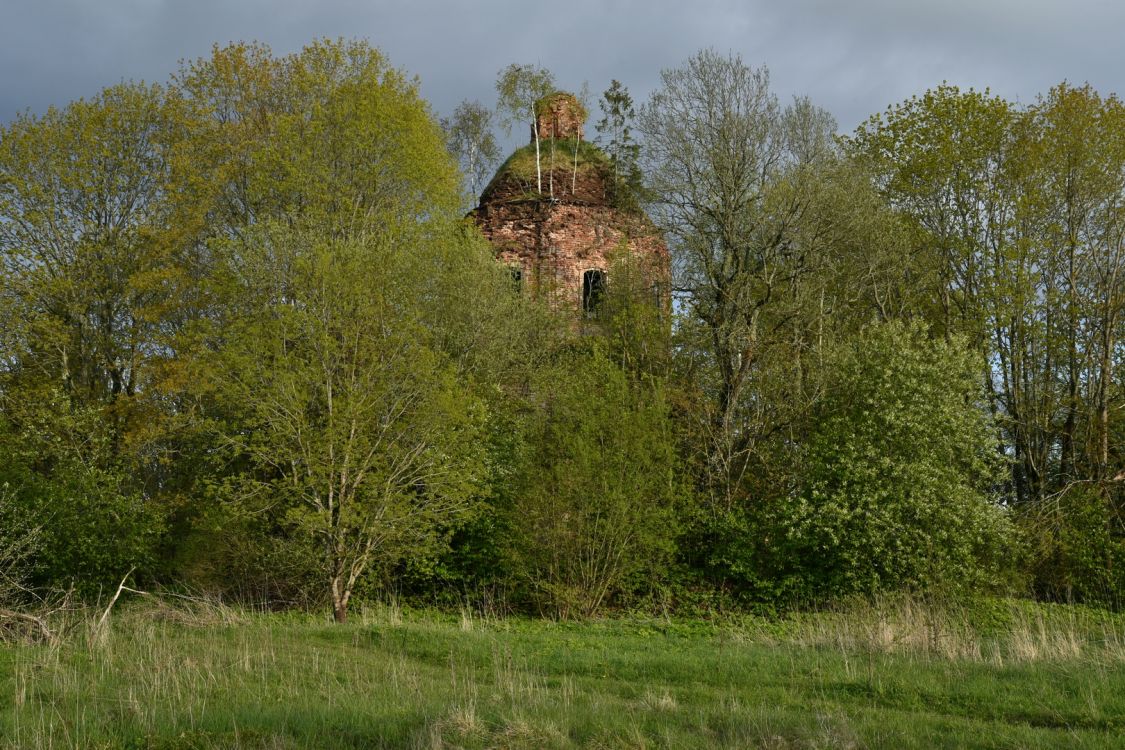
[{"left": 470, "top": 92, "right": 669, "bottom": 317}]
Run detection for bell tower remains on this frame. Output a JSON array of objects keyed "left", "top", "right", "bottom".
[{"left": 470, "top": 91, "right": 669, "bottom": 317}]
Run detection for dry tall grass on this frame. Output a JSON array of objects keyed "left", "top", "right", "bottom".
[{"left": 745, "top": 594, "right": 1125, "bottom": 666}]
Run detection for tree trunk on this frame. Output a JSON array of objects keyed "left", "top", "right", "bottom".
[
  {"left": 1098, "top": 325, "right": 1114, "bottom": 476},
  {"left": 533, "top": 121, "right": 542, "bottom": 194},
  {"left": 330, "top": 573, "right": 349, "bottom": 623},
  {"left": 572, "top": 131, "right": 580, "bottom": 194}
]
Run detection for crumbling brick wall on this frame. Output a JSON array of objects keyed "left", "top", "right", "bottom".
[
  {"left": 534, "top": 92, "right": 586, "bottom": 141},
  {"left": 472, "top": 182, "right": 668, "bottom": 315},
  {"left": 476, "top": 200, "right": 667, "bottom": 311},
  {"left": 472, "top": 92, "right": 669, "bottom": 317}
]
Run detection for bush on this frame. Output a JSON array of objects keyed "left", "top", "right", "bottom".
[
  {"left": 0, "top": 397, "right": 164, "bottom": 596},
  {"left": 0, "top": 483, "right": 39, "bottom": 606},
  {"left": 1021, "top": 484, "right": 1125, "bottom": 607},
  {"left": 174, "top": 498, "right": 325, "bottom": 608},
  {"left": 508, "top": 345, "right": 680, "bottom": 617},
  {"left": 768, "top": 321, "right": 1014, "bottom": 600}
]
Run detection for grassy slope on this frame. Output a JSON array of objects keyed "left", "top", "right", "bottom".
[
  {"left": 2, "top": 601, "right": 1124, "bottom": 749},
  {"left": 482, "top": 140, "right": 612, "bottom": 194}
]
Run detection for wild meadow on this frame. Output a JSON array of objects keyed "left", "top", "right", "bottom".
[
  {"left": 3, "top": 596, "right": 1124, "bottom": 749},
  {"left": 3, "top": 36, "right": 1125, "bottom": 750}
]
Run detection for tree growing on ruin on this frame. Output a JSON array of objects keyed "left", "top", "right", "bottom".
[
  {"left": 596, "top": 79, "right": 642, "bottom": 197},
  {"left": 495, "top": 63, "right": 555, "bottom": 195}
]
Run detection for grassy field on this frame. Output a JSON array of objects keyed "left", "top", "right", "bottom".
[{"left": 2, "top": 598, "right": 1124, "bottom": 748}]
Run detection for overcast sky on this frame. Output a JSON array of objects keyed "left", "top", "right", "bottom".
[{"left": 2, "top": 0, "right": 1123, "bottom": 138}]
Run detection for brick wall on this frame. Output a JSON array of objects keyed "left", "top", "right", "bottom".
[
  {"left": 534, "top": 93, "right": 585, "bottom": 141},
  {"left": 472, "top": 190, "right": 669, "bottom": 314}
]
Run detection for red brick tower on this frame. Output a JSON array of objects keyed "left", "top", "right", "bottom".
[{"left": 470, "top": 92, "right": 669, "bottom": 317}]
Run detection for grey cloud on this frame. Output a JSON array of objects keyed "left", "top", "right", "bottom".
[{"left": 2, "top": 0, "right": 1122, "bottom": 136}]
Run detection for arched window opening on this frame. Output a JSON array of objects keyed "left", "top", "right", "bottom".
[
  {"left": 651, "top": 281, "right": 669, "bottom": 315},
  {"left": 582, "top": 269, "right": 606, "bottom": 317}
]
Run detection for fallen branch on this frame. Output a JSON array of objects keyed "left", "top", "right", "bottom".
[
  {"left": 94, "top": 567, "right": 137, "bottom": 637},
  {"left": 0, "top": 606, "right": 55, "bottom": 642}
]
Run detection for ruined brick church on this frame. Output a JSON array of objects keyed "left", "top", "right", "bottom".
[{"left": 470, "top": 92, "right": 669, "bottom": 316}]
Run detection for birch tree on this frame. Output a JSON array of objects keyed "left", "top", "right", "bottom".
[
  {"left": 442, "top": 99, "right": 499, "bottom": 208},
  {"left": 213, "top": 227, "right": 486, "bottom": 623},
  {"left": 495, "top": 63, "right": 555, "bottom": 195}
]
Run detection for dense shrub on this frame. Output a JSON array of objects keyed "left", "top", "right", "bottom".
[
  {"left": 0, "top": 397, "right": 164, "bottom": 595},
  {"left": 508, "top": 345, "right": 680, "bottom": 617},
  {"left": 1021, "top": 484, "right": 1125, "bottom": 607},
  {"left": 767, "top": 321, "right": 1014, "bottom": 600}
]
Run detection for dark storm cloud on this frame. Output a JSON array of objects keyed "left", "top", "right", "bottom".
[{"left": 2, "top": 0, "right": 1122, "bottom": 134}]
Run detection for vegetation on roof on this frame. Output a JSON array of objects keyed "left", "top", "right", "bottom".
[
  {"left": 492, "top": 138, "right": 608, "bottom": 181},
  {"left": 481, "top": 138, "right": 642, "bottom": 212},
  {"left": 534, "top": 91, "right": 588, "bottom": 122}
]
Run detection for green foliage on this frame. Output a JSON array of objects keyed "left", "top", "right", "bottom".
[
  {"left": 848, "top": 84, "right": 1125, "bottom": 503},
  {"left": 639, "top": 49, "right": 840, "bottom": 510},
  {"left": 0, "top": 393, "right": 164, "bottom": 594},
  {"left": 441, "top": 99, "right": 500, "bottom": 208},
  {"left": 167, "top": 40, "right": 506, "bottom": 619},
  {"left": 599, "top": 247, "right": 672, "bottom": 378},
  {"left": 495, "top": 63, "right": 556, "bottom": 138},
  {"left": 495, "top": 63, "right": 556, "bottom": 195},
  {"left": 768, "top": 321, "right": 1014, "bottom": 599},
  {"left": 4, "top": 38, "right": 1123, "bottom": 620},
  {"left": 509, "top": 345, "right": 680, "bottom": 617},
  {"left": 174, "top": 498, "right": 325, "bottom": 607},
  {"left": 1020, "top": 485, "right": 1125, "bottom": 607},
  {"left": 0, "top": 78, "right": 209, "bottom": 486},
  {"left": 0, "top": 482, "right": 39, "bottom": 605},
  {"left": 595, "top": 79, "right": 643, "bottom": 198},
  {"left": 207, "top": 225, "right": 489, "bottom": 622},
  {"left": 171, "top": 39, "right": 461, "bottom": 241}
]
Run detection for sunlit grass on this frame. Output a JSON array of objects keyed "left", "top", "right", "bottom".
[{"left": 2, "top": 597, "right": 1124, "bottom": 748}]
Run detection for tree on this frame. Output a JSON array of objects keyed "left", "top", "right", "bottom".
[
  {"left": 772, "top": 321, "right": 1012, "bottom": 598},
  {"left": 1022, "top": 483, "right": 1125, "bottom": 606},
  {"left": 495, "top": 63, "right": 556, "bottom": 195},
  {"left": 211, "top": 226, "right": 487, "bottom": 623},
  {"left": 441, "top": 99, "right": 500, "bottom": 209},
  {"left": 851, "top": 86, "right": 1043, "bottom": 498},
  {"left": 0, "top": 81, "right": 205, "bottom": 591},
  {"left": 595, "top": 80, "right": 642, "bottom": 197},
  {"left": 638, "top": 49, "right": 838, "bottom": 508},
  {"left": 179, "top": 40, "right": 497, "bottom": 622},
  {"left": 176, "top": 39, "right": 461, "bottom": 236},
  {"left": 0, "top": 82, "right": 207, "bottom": 458},
  {"left": 848, "top": 85, "right": 1015, "bottom": 346},
  {"left": 0, "top": 481, "right": 39, "bottom": 607},
  {"left": 849, "top": 83, "right": 1125, "bottom": 502},
  {"left": 509, "top": 345, "right": 678, "bottom": 617},
  {"left": 1029, "top": 84, "right": 1125, "bottom": 482}
]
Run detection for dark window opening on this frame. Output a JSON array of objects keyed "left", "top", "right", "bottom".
[
  {"left": 509, "top": 265, "right": 523, "bottom": 292},
  {"left": 582, "top": 269, "right": 606, "bottom": 317}
]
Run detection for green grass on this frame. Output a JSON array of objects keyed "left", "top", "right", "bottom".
[
  {"left": 483, "top": 140, "right": 614, "bottom": 194},
  {"left": 2, "top": 598, "right": 1125, "bottom": 748}
]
